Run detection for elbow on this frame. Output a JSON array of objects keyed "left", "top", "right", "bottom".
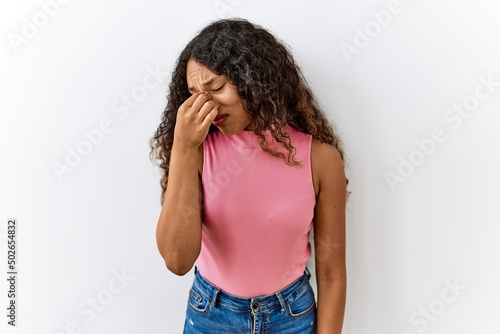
[
  {"left": 156, "top": 230, "right": 200, "bottom": 276},
  {"left": 159, "top": 245, "right": 198, "bottom": 276},
  {"left": 157, "top": 242, "right": 193, "bottom": 275},
  {"left": 165, "top": 259, "right": 192, "bottom": 276}
]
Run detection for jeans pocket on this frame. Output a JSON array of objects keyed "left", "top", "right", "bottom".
[
  {"left": 187, "top": 288, "right": 210, "bottom": 314},
  {"left": 286, "top": 285, "right": 316, "bottom": 318}
]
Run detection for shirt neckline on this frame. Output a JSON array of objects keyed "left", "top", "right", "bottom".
[{"left": 227, "top": 124, "right": 293, "bottom": 149}]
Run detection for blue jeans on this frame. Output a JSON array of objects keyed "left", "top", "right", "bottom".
[{"left": 183, "top": 267, "right": 317, "bottom": 334}]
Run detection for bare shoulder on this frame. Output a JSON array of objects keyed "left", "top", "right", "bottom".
[
  {"left": 310, "top": 138, "right": 346, "bottom": 196},
  {"left": 311, "top": 138, "right": 343, "bottom": 166}
]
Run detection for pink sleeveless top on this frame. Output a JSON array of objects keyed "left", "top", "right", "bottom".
[{"left": 196, "top": 124, "right": 316, "bottom": 298}]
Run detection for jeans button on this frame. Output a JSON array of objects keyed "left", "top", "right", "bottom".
[{"left": 252, "top": 303, "right": 258, "bottom": 310}]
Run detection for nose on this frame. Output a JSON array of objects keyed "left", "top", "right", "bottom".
[{"left": 203, "top": 92, "right": 219, "bottom": 109}]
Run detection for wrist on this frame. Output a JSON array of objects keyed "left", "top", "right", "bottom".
[{"left": 172, "top": 141, "right": 200, "bottom": 154}]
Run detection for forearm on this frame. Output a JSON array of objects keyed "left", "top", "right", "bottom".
[
  {"left": 156, "top": 143, "right": 202, "bottom": 275},
  {"left": 316, "top": 278, "right": 347, "bottom": 334}
]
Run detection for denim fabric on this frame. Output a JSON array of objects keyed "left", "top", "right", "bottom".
[{"left": 183, "top": 267, "right": 317, "bottom": 334}]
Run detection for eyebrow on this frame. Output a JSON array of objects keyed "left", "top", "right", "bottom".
[{"left": 188, "top": 77, "right": 217, "bottom": 92}]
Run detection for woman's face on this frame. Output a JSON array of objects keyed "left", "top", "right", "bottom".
[{"left": 186, "top": 59, "right": 252, "bottom": 136}]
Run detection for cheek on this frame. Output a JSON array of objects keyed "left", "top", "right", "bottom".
[
  {"left": 225, "top": 86, "right": 244, "bottom": 106},
  {"left": 216, "top": 92, "right": 243, "bottom": 108}
]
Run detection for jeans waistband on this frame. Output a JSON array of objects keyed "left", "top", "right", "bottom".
[{"left": 192, "top": 266, "right": 312, "bottom": 313}]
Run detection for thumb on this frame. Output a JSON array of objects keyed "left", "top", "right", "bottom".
[{"left": 201, "top": 106, "right": 218, "bottom": 129}]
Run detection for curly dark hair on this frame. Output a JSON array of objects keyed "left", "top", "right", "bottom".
[{"left": 150, "top": 18, "right": 348, "bottom": 204}]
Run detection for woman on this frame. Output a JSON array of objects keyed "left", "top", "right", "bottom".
[{"left": 150, "top": 18, "right": 347, "bottom": 333}]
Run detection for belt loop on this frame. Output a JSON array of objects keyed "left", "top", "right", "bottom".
[
  {"left": 211, "top": 288, "right": 220, "bottom": 308},
  {"left": 305, "top": 266, "right": 311, "bottom": 279},
  {"left": 194, "top": 266, "right": 198, "bottom": 274},
  {"left": 275, "top": 292, "right": 286, "bottom": 313}
]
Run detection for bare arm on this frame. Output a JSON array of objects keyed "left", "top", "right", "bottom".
[
  {"left": 312, "top": 139, "right": 347, "bottom": 333},
  {"left": 156, "top": 92, "right": 218, "bottom": 276}
]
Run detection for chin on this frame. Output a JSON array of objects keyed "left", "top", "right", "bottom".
[
  {"left": 214, "top": 117, "right": 252, "bottom": 136},
  {"left": 217, "top": 127, "right": 237, "bottom": 136}
]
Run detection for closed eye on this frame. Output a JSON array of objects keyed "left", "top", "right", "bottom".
[{"left": 211, "top": 84, "right": 225, "bottom": 93}]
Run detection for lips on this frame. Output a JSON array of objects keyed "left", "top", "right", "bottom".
[
  {"left": 213, "top": 113, "right": 227, "bottom": 122},
  {"left": 212, "top": 113, "right": 228, "bottom": 127}
]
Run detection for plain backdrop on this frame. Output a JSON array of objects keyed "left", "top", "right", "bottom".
[{"left": 1, "top": 0, "right": 499, "bottom": 333}]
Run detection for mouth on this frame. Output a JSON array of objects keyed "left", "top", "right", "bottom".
[{"left": 212, "top": 113, "right": 228, "bottom": 126}]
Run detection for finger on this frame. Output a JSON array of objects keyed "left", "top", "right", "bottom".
[
  {"left": 189, "top": 92, "right": 211, "bottom": 112},
  {"left": 182, "top": 91, "right": 204, "bottom": 108},
  {"left": 197, "top": 101, "right": 215, "bottom": 120},
  {"left": 201, "top": 106, "right": 218, "bottom": 129}
]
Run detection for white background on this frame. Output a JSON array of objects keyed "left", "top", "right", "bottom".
[{"left": 1, "top": 0, "right": 499, "bottom": 333}]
